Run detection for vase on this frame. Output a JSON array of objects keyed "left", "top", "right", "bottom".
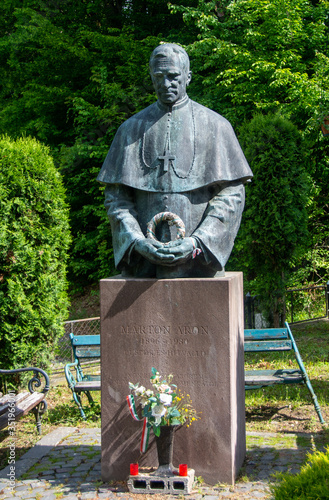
[{"left": 154, "top": 425, "right": 178, "bottom": 476}]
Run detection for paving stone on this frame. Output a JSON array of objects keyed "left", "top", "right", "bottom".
[
  {"left": 0, "top": 488, "right": 13, "bottom": 498},
  {"left": 97, "top": 494, "right": 115, "bottom": 499},
  {"left": 2, "top": 497, "right": 22, "bottom": 500},
  {"left": 19, "top": 491, "right": 38, "bottom": 498},
  {"left": 35, "top": 475, "right": 55, "bottom": 481},
  {"left": 12, "top": 485, "right": 28, "bottom": 492},
  {"left": 251, "top": 491, "right": 268, "bottom": 498},
  {"left": 74, "top": 465, "right": 93, "bottom": 472},
  {"left": 55, "top": 467, "right": 76, "bottom": 473},
  {"left": 70, "top": 472, "right": 87, "bottom": 478},
  {"left": 39, "top": 493, "right": 58, "bottom": 500}
]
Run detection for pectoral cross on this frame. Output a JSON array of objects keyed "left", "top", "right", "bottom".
[{"left": 158, "top": 150, "right": 176, "bottom": 172}]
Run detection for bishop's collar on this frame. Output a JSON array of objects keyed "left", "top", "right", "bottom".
[{"left": 156, "top": 95, "right": 189, "bottom": 113}]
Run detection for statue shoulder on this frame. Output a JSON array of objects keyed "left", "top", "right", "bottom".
[
  {"left": 117, "top": 102, "right": 158, "bottom": 132},
  {"left": 190, "top": 100, "right": 234, "bottom": 131}
]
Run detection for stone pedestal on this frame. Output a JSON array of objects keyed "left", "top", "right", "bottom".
[{"left": 100, "top": 272, "right": 245, "bottom": 485}]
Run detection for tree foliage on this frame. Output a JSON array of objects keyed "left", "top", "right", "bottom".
[
  {"left": 172, "top": 0, "right": 329, "bottom": 129},
  {"left": 0, "top": 0, "right": 199, "bottom": 286},
  {"left": 0, "top": 136, "right": 70, "bottom": 369},
  {"left": 0, "top": 0, "right": 328, "bottom": 290},
  {"left": 173, "top": 0, "right": 329, "bottom": 289}
]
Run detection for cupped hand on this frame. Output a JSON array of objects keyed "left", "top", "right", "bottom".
[
  {"left": 134, "top": 238, "right": 175, "bottom": 265},
  {"left": 155, "top": 237, "right": 194, "bottom": 265}
]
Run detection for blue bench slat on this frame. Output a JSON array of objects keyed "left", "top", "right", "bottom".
[
  {"left": 75, "top": 347, "right": 100, "bottom": 358},
  {"left": 244, "top": 340, "right": 292, "bottom": 352},
  {"left": 71, "top": 334, "right": 100, "bottom": 346},
  {"left": 244, "top": 329, "right": 288, "bottom": 340}
]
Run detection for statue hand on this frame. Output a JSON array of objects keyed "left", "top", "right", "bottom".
[
  {"left": 155, "top": 237, "right": 195, "bottom": 265},
  {"left": 134, "top": 238, "right": 175, "bottom": 265}
]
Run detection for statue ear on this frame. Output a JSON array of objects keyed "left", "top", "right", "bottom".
[{"left": 186, "top": 71, "right": 192, "bottom": 86}]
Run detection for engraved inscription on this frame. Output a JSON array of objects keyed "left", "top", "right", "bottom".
[
  {"left": 120, "top": 325, "right": 209, "bottom": 335},
  {"left": 121, "top": 325, "right": 171, "bottom": 335},
  {"left": 139, "top": 337, "right": 188, "bottom": 346},
  {"left": 124, "top": 348, "right": 207, "bottom": 357},
  {"left": 178, "top": 326, "right": 209, "bottom": 335}
]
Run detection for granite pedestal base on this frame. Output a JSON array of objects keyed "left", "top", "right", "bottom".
[{"left": 100, "top": 273, "right": 245, "bottom": 485}]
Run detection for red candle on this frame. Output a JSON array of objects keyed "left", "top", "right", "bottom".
[
  {"left": 130, "top": 463, "right": 139, "bottom": 476},
  {"left": 179, "top": 464, "right": 188, "bottom": 476}
]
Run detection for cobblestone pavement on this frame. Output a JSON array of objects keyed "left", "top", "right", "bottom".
[{"left": 0, "top": 428, "right": 325, "bottom": 499}]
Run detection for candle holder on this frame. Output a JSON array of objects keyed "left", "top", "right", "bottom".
[
  {"left": 179, "top": 464, "right": 188, "bottom": 476},
  {"left": 130, "top": 463, "right": 139, "bottom": 476}
]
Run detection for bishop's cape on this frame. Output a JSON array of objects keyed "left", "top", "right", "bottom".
[{"left": 97, "top": 97, "right": 253, "bottom": 278}]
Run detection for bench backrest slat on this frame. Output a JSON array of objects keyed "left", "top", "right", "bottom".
[
  {"left": 244, "top": 329, "right": 288, "bottom": 340},
  {"left": 70, "top": 334, "right": 100, "bottom": 346},
  {"left": 244, "top": 340, "right": 292, "bottom": 352},
  {"left": 69, "top": 334, "right": 100, "bottom": 360},
  {"left": 75, "top": 347, "right": 101, "bottom": 358}
]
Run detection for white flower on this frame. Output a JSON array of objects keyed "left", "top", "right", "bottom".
[
  {"left": 151, "top": 404, "right": 167, "bottom": 424},
  {"left": 158, "top": 384, "right": 172, "bottom": 393},
  {"left": 134, "top": 385, "right": 146, "bottom": 396},
  {"left": 159, "top": 393, "right": 172, "bottom": 406},
  {"left": 140, "top": 390, "right": 154, "bottom": 407}
]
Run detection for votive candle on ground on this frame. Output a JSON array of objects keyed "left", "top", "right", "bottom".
[
  {"left": 179, "top": 464, "right": 188, "bottom": 476},
  {"left": 130, "top": 463, "right": 139, "bottom": 476}
]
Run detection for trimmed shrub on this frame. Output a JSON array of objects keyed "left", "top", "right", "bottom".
[
  {"left": 0, "top": 136, "right": 71, "bottom": 369},
  {"left": 271, "top": 447, "right": 329, "bottom": 499},
  {"left": 229, "top": 113, "right": 310, "bottom": 326}
]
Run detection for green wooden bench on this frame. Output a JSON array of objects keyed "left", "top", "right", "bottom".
[
  {"left": 65, "top": 333, "right": 100, "bottom": 419},
  {"left": 0, "top": 367, "right": 49, "bottom": 434},
  {"left": 244, "top": 321, "right": 324, "bottom": 424}
]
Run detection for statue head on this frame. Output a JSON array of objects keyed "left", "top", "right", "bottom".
[{"left": 149, "top": 43, "right": 192, "bottom": 106}]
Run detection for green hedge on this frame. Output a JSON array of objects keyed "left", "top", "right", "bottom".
[
  {"left": 271, "top": 448, "right": 329, "bottom": 499},
  {"left": 229, "top": 113, "right": 309, "bottom": 326},
  {"left": 0, "top": 136, "right": 71, "bottom": 369}
]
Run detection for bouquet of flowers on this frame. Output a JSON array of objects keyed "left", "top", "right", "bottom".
[{"left": 127, "top": 367, "right": 200, "bottom": 439}]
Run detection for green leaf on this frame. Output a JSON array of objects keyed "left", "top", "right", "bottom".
[{"left": 153, "top": 424, "right": 161, "bottom": 437}]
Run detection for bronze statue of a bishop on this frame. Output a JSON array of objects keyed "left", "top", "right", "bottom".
[{"left": 97, "top": 43, "right": 253, "bottom": 278}]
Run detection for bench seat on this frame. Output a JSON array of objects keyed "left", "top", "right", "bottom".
[
  {"left": 244, "top": 322, "right": 324, "bottom": 424},
  {"left": 245, "top": 368, "right": 304, "bottom": 387},
  {"left": 0, "top": 368, "right": 49, "bottom": 434},
  {"left": 74, "top": 380, "right": 101, "bottom": 392}
]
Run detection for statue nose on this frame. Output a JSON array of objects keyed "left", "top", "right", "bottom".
[{"left": 161, "top": 77, "right": 171, "bottom": 89}]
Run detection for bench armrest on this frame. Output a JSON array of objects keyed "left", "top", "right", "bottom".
[
  {"left": 0, "top": 367, "right": 50, "bottom": 395},
  {"left": 65, "top": 361, "right": 80, "bottom": 389}
]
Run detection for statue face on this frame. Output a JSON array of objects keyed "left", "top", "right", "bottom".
[{"left": 150, "top": 55, "right": 191, "bottom": 106}]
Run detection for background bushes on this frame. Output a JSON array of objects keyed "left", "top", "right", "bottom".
[
  {"left": 0, "top": 136, "right": 71, "bottom": 369},
  {"left": 228, "top": 113, "right": 310, "bottom": 325}
]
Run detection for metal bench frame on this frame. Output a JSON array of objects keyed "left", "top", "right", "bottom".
[
  {"left": 244, "top": 321, "right": 324, "bottom": 424},
  {"left": 0, "top": 367, "right": 49, "bottom": 434},
  {"left": 65, "top": 333, "right": 100, "bottom": 419}
]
